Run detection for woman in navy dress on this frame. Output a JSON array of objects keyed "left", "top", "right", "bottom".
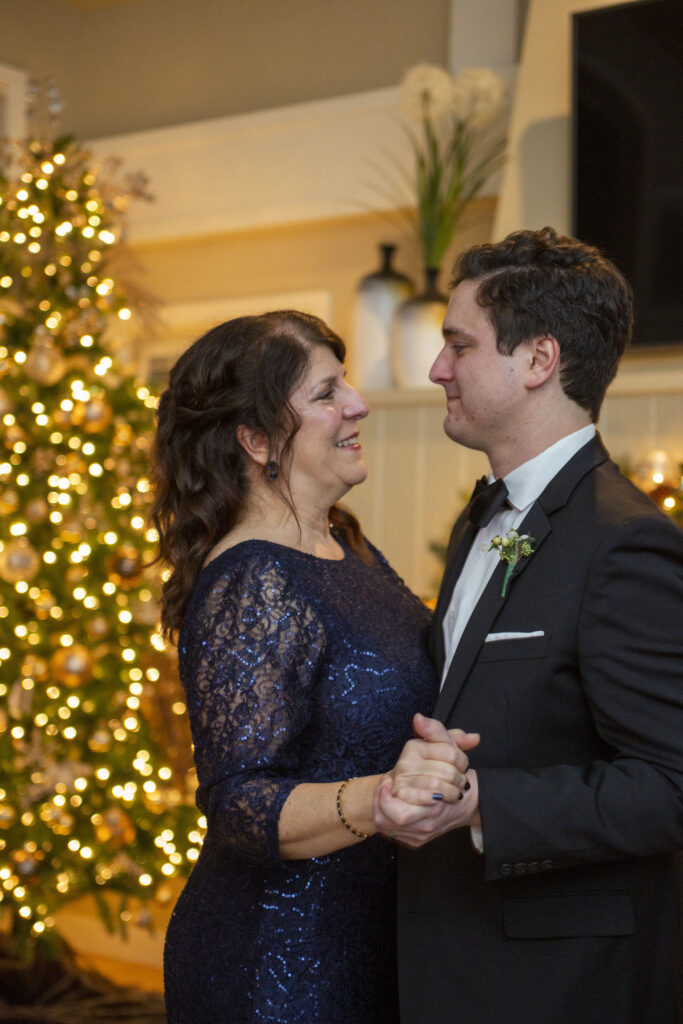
[{"left": 152, "top": 311, "right": 473, "bottom": 1023}]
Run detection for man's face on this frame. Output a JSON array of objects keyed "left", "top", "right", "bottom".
[{"left": 429, "top": 278, "right": 531, "bottom": 454}]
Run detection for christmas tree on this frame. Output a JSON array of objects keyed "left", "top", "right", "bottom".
[{"left": 0, "top": 133, "right": 199, "bottom": 959}]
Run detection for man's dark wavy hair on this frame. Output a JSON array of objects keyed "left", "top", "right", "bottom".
[{"left": 452, "top": 226, "right": 633, "bottom": 421}]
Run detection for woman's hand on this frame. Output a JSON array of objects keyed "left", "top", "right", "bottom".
[
  {"left": 387, "top": 713, "right": 479, "bottom": 806},
  {"left": 372, "top": 713, "right": 481, "bottom": 847},
  {"left": 373, "top": 770, "right": 480, "bottom": 848}
]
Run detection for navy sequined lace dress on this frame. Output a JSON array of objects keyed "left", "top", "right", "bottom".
[{"left": 163, "top": 539, "right": 436, "bottom": 1024}]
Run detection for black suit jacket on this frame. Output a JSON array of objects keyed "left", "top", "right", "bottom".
[{"left": 397, "top": 436, "right": 683, "bottom": 1024}]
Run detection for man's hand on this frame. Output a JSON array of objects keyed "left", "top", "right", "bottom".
[
  {"left": 373, "top": 713, "right": 481, "bottom": 847},
  {"left": 373, "top": 770, "right": 480, "bottom": 847},
  {"left": 388, "top": 713, "right": 479, "bottom": 805}
]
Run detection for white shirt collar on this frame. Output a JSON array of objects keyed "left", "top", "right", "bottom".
[{"left": 490, "top": 424, "right": 596, "bottom": 513}]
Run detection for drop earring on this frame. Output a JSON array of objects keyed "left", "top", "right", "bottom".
[{"left": 267, "top": 460, "right": 278, "bottom": 481}]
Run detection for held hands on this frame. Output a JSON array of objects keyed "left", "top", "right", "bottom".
[{"left": 373, "top": 713, "right": 481, "bottom": 848}]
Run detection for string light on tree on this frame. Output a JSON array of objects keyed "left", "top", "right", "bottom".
[{"left": 0, "top": 134, "right": 200, "bottom": 955}]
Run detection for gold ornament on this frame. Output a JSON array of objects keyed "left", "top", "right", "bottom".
[
  {"left": 87, "top": 726, "right": 112, "bottom": 752},
  {"left": 144, "top": 785, "right": 181, "bottom": 814},
  {"left": 107, "top": 544, "right": 142, "bottom": 589},
  {"left": 130, "top": 595, "right": 159, "bottom": 626},
  {"left": 3, "top": 422, "right": 26, "bottom": 449},
  {"left": 0, "top": 387, "right": 13, "bottom": 417},
  {"left": 113, "top": 422, "right": 133, "bottom": 447},
  {"left": 86, "top": 614, "right": 109, "bottom": 639},
  {"left": 25, "top": 497, "right": 49, "bottom": 523},
  {"left": 8, "top": 681, "right": 33, "bottom": 719},
  {"left": 0, "top": 538, "right": 41, "bottom": 583},
  {"left": 92, "top": 807, "right": 136, "bottom": 848},
  {"left": 0, "top": 296, "right": 22, "bottom": 317},
  {"left": 59, "top": 519, "right": 84, "bottom": 545},
  {"left": 20, "top": 654, "right": 49, "bottom": 682},
  {"left": 32, "top": 447, "right": 55, "bottom": 474},
  {"left": 65, "top": 565, "right": 88, "bottom": 584},
  {"left": 33, "top": 589, "right": 57, "bottom": 619},
  {"left": 155, "top": 883, "right": 174, "bottom": 904},
  {"left": 24, "top": 341, "right": 67, "bottom": 385},
  {"left": 136, "top": 908, "right": 153, "bottom": 929},
  {"left": 0, "top": 490, "right": 19, "bottom": 516},
  {"left": 39, "top": 804, "right": 74, "bottom": 835},
  {"left": 0, "top": 804, "right": 16, "bottom": 829},
  {"left": 106, "top": 852, "right": 140, "bottom": 877},
  {"left": 63, "top": 453, "right": 86, "bottom": 476},
  {"left": 50, "top": 644, "right": 93, "bottom": 687},
  {"left": 10, "top": 848, "right": 45, "bottom": 884},
  {"left": 71, "top": 396, "right": 112, "bottom": 433},
  {"left": 51, "top": 405, "right": 74, "bottom": 429}
]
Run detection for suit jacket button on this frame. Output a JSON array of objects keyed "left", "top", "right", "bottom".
[
  {"left": 513, "top": 863, "right": 526, "bottom": 875},
  {"left": 540, "top": 860, "right": 553, "bottom": 871},
  {"left": 500, "top": 863, "right": 512, "bottom": 876}
]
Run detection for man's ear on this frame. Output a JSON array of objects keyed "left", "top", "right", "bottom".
[
  {"left": 236, "top": 424, "right": 270, "bottom": 467},
  {"left": 524, "top": 334, "right": 560, "bottom": 390}
]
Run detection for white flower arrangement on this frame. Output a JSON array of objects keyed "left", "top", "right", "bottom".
[
  {"left": 489, "top": 529, "right": 535, "bottom": 597},
  {"left": 392, "top": 63, "right": 507, "bottom": 273}
]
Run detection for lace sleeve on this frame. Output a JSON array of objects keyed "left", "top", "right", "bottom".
[{"left": 183, "top": 555, "right": 326, "bottom": 865}]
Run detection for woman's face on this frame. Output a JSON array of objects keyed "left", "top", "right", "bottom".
[{"left": 285, "top": 345, "right": 369, "bottom": 506}]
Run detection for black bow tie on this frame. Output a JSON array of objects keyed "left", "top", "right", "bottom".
[{"left": 469, "top": 476, "right": 510, "bottom": 529}]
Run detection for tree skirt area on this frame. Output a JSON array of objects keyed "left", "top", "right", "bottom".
[{"left": 0, "top": 945, "right": 166, "bottom": 1024}]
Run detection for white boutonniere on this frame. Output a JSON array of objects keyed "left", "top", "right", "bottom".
[{"left": 488, "top": 529, "right": 535, "bottom": 597}]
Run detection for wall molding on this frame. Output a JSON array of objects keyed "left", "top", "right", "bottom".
[
  {"left": 88, "top": 79, "right": 509, "bottom": 248},
  {"left": 89, "top": 88, "right": 412, "bottom": 246}
]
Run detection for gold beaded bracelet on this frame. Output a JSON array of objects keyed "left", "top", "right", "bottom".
[{"left": 336, "top": 778, "right": 369, "bottom": 841}]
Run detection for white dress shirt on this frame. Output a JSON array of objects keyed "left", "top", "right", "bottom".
[
  {"left": 441, "top": 424, "right": 596, "bottom": 686},
  {"left": 441, "top": 425, "right": 596, "bottom": 853}
]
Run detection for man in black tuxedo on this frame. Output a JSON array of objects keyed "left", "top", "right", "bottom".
[{"left": 374, "top": 227, "right": 683, "bottom": 1023}]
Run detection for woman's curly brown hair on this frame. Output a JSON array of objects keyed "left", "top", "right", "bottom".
[{"left": 149, "top": 310, "right": 372, "bottom": 641}]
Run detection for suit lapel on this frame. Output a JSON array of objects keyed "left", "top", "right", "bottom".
[
  {"left": 433, "top": 434, "right": 611, "bottom": 722},
  {"left": 433, "top": 504, "right": 552, "bottom": 719}
]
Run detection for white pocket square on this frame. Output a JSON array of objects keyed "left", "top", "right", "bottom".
[{"left": 485, "top": 631, "right": 545, "bottom": 642}]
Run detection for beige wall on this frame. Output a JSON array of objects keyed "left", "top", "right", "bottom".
[{"left": 132, "top": 198, "right": 497, "bottom": 377}]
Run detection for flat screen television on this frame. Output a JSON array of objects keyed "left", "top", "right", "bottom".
[{"left": 572, "top": 0, "right": 683, "bottom": 348}]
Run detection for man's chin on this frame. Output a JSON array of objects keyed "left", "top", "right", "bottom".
[{"left": 443, "top": 416, "right": 480, "bottom": 451}]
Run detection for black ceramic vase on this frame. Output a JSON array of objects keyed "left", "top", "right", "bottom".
[{"left": 352, "top": 243, "right": 414, "bottom": 389}]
